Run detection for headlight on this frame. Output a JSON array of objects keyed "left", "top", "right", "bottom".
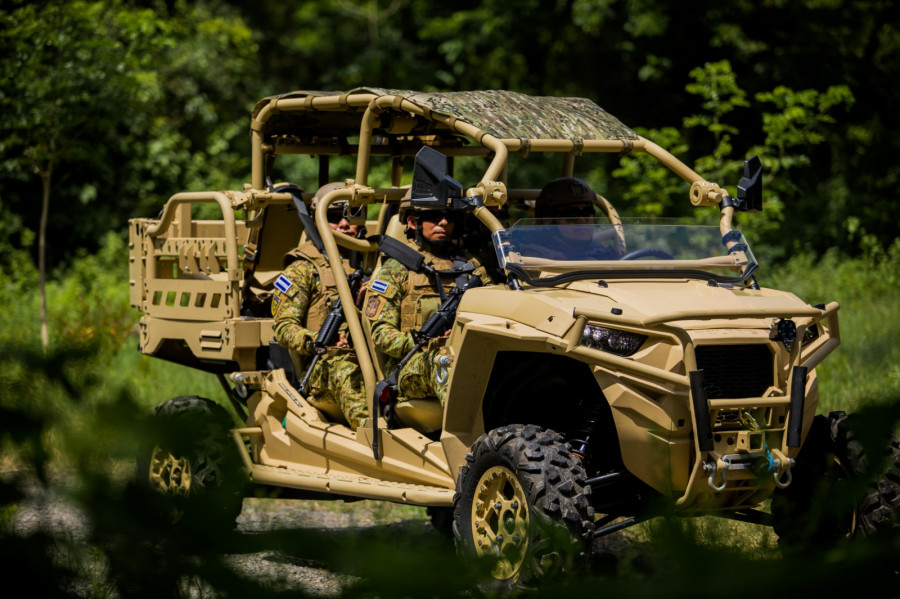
[
  {"left": 771, "top": 318, "right": 820, "bottom": 351},
  {"left": 801, "top": 323, "right": 820, "bottom": 347},
  {"left": 770, "top": 318, "right": 797, "bottom": 350},
  {"left": 581, "top": 324, "right": 647, "bottom": 357}
]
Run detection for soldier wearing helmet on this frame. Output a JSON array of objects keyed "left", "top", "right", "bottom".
[
  {"left": 272, "top": 183, "right": 368, "bottom": 429},
  {"left": 535, "top": 177, "right": 597, "bottom": 220},
  {"left": 363, "top": 200, "right": 489, "bottom": 408},
  {"left": 522, "top": 177, "right": 621, "bottom": 260}
]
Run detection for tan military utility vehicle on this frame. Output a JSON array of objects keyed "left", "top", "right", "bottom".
[{"left": 130, "top": 88, "right": 899, "bottom": 585}]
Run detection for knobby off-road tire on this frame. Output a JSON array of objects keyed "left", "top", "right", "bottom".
[
  {"left": 452, "top": 424, "right": 595, "bottom": 588},
  {"left": 136, "top": 396, "right": 246, "bottom": 533},
  {"left": 772, "top": 411, "right": 900, "bottom": 550},
  {"left": 427, "top": 506, "right": 455, "bottom": 539}
]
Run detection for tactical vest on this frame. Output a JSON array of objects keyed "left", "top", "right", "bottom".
[
  {"left": 283, "top": 241, "right": 351, "bottom": 332},
  {"left": 398, "top": 239, "right": 482, "bottom": 331}
]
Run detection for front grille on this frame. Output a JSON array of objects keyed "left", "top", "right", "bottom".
[{"left": 695, "top": 344, "right": 773, "bottom": 399}]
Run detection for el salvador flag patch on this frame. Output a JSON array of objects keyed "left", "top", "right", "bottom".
[
  {"left": 370, "top": 279, "right": 389, "bottom": 294},
  {"left": 274, "top": 275, "right": 293, "bottom": 294}
]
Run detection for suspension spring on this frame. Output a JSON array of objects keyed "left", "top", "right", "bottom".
[{"left": 569, "top": 403, "right": 605, "bottom": 463}]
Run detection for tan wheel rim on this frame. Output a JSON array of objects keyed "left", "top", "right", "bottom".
[
  {"left": 471, "top": 465, "right": 530, "bottom": 580},
  {"left": 148, "top": 445, "right": 192, "bottom": 497}
]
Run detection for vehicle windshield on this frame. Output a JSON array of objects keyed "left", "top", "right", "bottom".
[{"left": 494, "top": 217, "right": 758, "bottom": 285}]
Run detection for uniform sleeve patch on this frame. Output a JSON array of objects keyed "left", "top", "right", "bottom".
[
  {"left": 274, "top": 275, "right": 293, "bottom": 294},
  {"left": 370, "top": 279, "right": 390, "bottom": 294},
  {"left": 365, "top": 295, "right": 385, "bottom": 319}
]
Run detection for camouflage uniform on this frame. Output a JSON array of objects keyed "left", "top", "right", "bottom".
[
  {"left": 272, "top": 242, "right": 367, "bottom": 429},
  {"left": 363, "top": 240, "right": 487, "bottom": 406}
]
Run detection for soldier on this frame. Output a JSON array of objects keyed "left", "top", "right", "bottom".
[
  {"left": 535, "top": 176, "right": 596, "bottom": 220},
  {"left": 363, "top": 203, "right": 488, "bottom": 408},
  {"left": 272, "top": 185, "right": 368, "bottom": 430},
  {"left": 525, "top": 176, "right": 620, "bottom": 260}
]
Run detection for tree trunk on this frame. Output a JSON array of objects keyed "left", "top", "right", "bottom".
[{"left": 39, "top": 164, "right": 52, "bottom": 351}]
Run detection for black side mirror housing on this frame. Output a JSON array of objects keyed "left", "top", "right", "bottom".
[
  {"left": 410, "top": 146, "right": 464, "bottom": 209},
  {"left": 736, "top": 155, "right": 763, "bottom": 212}
]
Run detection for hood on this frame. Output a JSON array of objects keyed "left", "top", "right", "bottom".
[
  {"left": 457, "top": 279, "right": 821, "bottom": 340},
  {"left": 560, "top": 279, "right": 820, "bottom": 328}
]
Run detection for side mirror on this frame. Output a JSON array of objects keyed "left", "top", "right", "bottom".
[
  {"left": 410, "top": 146, "right": 464, "bottom": 209},
  {"left": 736, "top": 155, "right": 763, "bottom": 212}
]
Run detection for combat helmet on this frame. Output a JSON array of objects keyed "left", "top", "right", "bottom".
[
  {"left": 535, "top": 177, "right": 595, "bottom": 218},
  {"left": 310, "top": 181, "right": 349, "bottom": 213}
]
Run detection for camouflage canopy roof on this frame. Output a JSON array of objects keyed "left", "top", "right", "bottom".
[{"left": 252, "top": 88, "right": 638, "bottom": 143}]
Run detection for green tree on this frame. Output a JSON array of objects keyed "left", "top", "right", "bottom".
[
  {"left": 599, "top": 60, "right": 853, "bottom": 260},
  {"left": 1, "top": 1, "right": 160, "bottom": 347},
  {"left": 0, "top": 0, "right": 259, "bottom": 348}
]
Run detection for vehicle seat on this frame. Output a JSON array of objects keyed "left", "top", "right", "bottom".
[
  {"left": 248, "top": 200, "right": 307, "bottom": 289},
  {"left": 376, "top": 213, "right": 407, "bottom": 268},
  {"left": 594, "top": 192, "right": 627, "bottom": 254}
]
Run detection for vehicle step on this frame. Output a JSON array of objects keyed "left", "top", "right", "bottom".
[{"left": 246, "top": 462, "right": 456, "bottom": 506}]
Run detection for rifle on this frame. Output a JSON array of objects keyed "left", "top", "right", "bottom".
[
  {"left": 371, "top": 275, "right": 482, "bottom": 456},
  {"left": 298, "top": 268, "right": 365, "bottom": 395}
]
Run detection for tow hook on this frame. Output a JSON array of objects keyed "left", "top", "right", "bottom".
[
  {"left": 434, "top": 354, "right": 452, "bottom": 385},
  {"left": 231, "top": 372, "right": 248, "bottom": 398},
  {"left": 704, "top": 456, "right": 729, "bottom": 492},
  {"left": 704, "top": 451, "right": 796, "bottom": 492},
  {"left": 769, "top": 448, "right": 795, "bottom": 489}
]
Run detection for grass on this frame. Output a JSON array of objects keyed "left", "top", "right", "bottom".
[
  {"left": 626, "top": 513, "right": 779, "bottom": 555},
  {"left": 109, "top": 344, "right": 226, "bottom": 411},
  {"left": 765, "top": 244, "right": 900, "bottom": 417}
]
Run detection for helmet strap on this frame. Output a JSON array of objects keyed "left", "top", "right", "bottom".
[{"left": 414, "top": 215, "right": 424, "bottom": 246}]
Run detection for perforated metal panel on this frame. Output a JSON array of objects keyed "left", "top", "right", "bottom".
[{"left": 695, "top": 344, "right": 774, "bottom": 399}]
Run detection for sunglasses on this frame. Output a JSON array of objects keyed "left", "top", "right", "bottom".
[
  {"left": 326, "top": 210, "right": 347, "bottom": 224},
  {"left": 419, "top": 210, "right": 455, "bottom": 223}
]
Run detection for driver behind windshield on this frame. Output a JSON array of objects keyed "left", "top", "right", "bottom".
[
  {"left": 535, "top": 177, "right": 596, "bottom": 221},
  {"left": 522, "top": 177, "right": 618, "bottom": 260}
]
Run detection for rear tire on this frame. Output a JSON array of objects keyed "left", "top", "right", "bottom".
[
  {"left": 452, "top": 424, "right": 594, "bottom": 589},
  {"left": 427, "top": 506, "right": 455, "bottom": 539},
  {"left": 772, "top": 411, "right": 900, "bottom": 550},
  {"left": 136, "top": 396, "right": 246, "bottom": 533}
]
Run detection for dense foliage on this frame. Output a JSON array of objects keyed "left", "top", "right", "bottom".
[
  {"left": 2, "top": 0, "right": 899, "bottom": 269},
  {"left": 1, "top": 0, "right": 259, "bottom": 268}
]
